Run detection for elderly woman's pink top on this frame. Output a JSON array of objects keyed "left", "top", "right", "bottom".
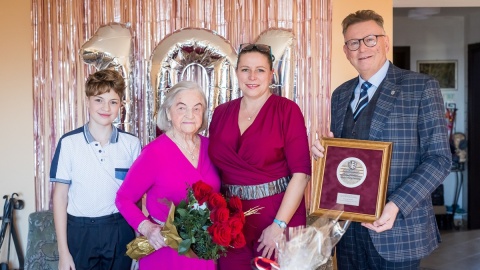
[{"left": 116, "top": 134, "right": 220, "bottom": 270}]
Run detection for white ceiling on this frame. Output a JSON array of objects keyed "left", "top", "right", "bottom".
[
  {"left": 394, "top": 0, "right": 480, "bottom": 8},
  {"left": 394, "top": 7, "right": 480, "bottom": 18}
]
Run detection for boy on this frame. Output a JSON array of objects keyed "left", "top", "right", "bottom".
[{"left": 51, "top": 69, "right": 141, "bottom": 270}]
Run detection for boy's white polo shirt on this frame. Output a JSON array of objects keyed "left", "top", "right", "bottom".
[{"left": 50, "top": 124, "right": 141, "bottom": 217}]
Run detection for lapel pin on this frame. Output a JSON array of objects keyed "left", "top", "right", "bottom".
[{"left": 391, "top": 90, "right": 395, "bottom": 95}]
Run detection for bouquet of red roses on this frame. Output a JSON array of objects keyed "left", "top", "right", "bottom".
[{"left": 126, "top": 180, "right": 262, "bottom": 261}]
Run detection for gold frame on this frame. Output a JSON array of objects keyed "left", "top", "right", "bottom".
[{"left": 310, "top": 137, "right": 393, "bottom": 223}]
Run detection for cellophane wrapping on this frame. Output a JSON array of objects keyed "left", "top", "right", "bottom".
[{"left": 276, "top": 212, "right": 350, "bottom": 270}]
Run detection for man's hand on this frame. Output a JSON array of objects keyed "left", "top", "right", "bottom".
[
  {"left": 362, "top": 201, "right": 399, "bottom": 233},
  {"left": 311, "top": 131, "right": 334, "bottom": 160}
]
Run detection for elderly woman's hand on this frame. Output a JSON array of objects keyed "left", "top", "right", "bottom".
[{"left": 138, "top": 220, "right": 167, "bottom": 250}]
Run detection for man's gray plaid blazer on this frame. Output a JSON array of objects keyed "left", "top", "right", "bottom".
[{"left": 330, "top": 62, "right": 452, "bottom": 262}]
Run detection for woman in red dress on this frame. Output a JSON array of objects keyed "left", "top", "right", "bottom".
[{"left": 208, "top": 44, "right": 311, "bottom": 269}]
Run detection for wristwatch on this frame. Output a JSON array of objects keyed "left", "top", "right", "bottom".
[{"left": 273, "top": 218, "right": 287, "bottom": 229}]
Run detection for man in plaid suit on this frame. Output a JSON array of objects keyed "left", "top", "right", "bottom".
[{"left": 312, "top": 10, "right": 451, "bottom": 269}]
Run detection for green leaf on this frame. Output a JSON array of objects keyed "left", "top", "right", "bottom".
[
  {"left": 177, "top": 200, "right": 187, "bottom": 209},
  {"left": 177, "top": 208, "right": 188, "bottom": 217},
  {"left": 178, "top": 239, "right": 192, "bottom": 255},
  {"left": 179, "top": 231, "right": 189, "bottom": 239}
]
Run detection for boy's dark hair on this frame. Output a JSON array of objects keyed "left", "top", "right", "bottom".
[
  {"left": 85, "top": 69, "right": 126, "bottom": 99},
  {"left": 342, "top": 10, "right": 384, "bottom": 34}
]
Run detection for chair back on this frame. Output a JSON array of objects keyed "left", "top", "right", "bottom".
[{"left": 24, "top": 211, "right": 58, "bottom": 270}]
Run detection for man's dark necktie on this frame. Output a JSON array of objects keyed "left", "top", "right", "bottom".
[{"left": 353, "top": 81, "right": 372, "bottom": 121}]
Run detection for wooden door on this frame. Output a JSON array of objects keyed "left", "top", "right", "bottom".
[{"left": 467, "top": 43, "right": 480, "bottom": 229}]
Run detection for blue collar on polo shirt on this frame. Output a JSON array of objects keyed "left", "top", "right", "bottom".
[{"left": 83, "top": 123, "right": 119, "bottom": 144}]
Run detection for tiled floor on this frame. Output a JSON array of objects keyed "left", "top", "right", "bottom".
[{"left": 420, "top": 229, "right": 480, "bottom": 270}]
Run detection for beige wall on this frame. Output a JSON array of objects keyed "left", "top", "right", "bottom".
[
  {"left": 0, "top": 0, "right": 393, "bottom": 266},
  {"left": 0, "top": 1, "right": 34, "bottom": 266},
  {"left": 331, "top": 0, "right": 393, "bottom": 90}
]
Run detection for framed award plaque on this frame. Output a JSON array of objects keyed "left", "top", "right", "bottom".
[{"left": 310, "top": 137, "right": 393, "bottom": 223}]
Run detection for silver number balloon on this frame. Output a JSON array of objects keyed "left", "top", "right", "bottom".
[{"left": 79, "top": 23, "right": 135, "bottom": 133}]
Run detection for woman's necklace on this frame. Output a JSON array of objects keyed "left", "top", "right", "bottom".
[
  {"left": 245, "top": 108, "right": 256, "bottom": 121},
  {"left": 172, "top": 132, "right": 198, "bottom": 160},
  {"left": 242, "top": 95, "right": 270, "bottom": 121}
]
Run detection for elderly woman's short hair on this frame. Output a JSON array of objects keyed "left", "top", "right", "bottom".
[{"left": 157, "top": 81, "right": 208, "bottom": 133}]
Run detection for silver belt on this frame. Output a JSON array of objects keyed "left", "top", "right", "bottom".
[{"left": 222, "top": 176, "right": 291, "bottom": 200}]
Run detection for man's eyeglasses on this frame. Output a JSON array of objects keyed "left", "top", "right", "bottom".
[
  {"left": 238, "top": 43, "right": 275, "bottom": 61},
  {"left": 344, "top": 35, "right": 385, "bottom": 51}
]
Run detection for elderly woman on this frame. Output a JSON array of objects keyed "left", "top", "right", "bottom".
[{"left": 116, "top": 81, "right": 220, "bottom": 270}]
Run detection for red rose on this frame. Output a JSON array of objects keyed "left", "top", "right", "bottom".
[
  {"left": 192, "top": 180, "right": 213, "bottom": 204},
  {"left": 231, "top": 232, "right": 246, "bottom": 248},
  {"left": 228, "top": 217, "right": 244, "bottom": 235},
  {"left": 233, "top": 211, "right": 245, "bottom": 224},
  {"left": 210, "top": 207, "right": 230, "bottom": 223},
  {"left": 208, "top": 222, "right": 232, "bottom": 246},
  {"left": 227, "top": 196, "right": 242, "bottom": 213},
  {"left": 208, "top": 193, "right": 227, "bottom": 209}
]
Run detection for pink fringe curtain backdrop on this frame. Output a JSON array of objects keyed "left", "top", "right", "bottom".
[{"left": 32, "top": 0, "right": 332, "bottom": 211}]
